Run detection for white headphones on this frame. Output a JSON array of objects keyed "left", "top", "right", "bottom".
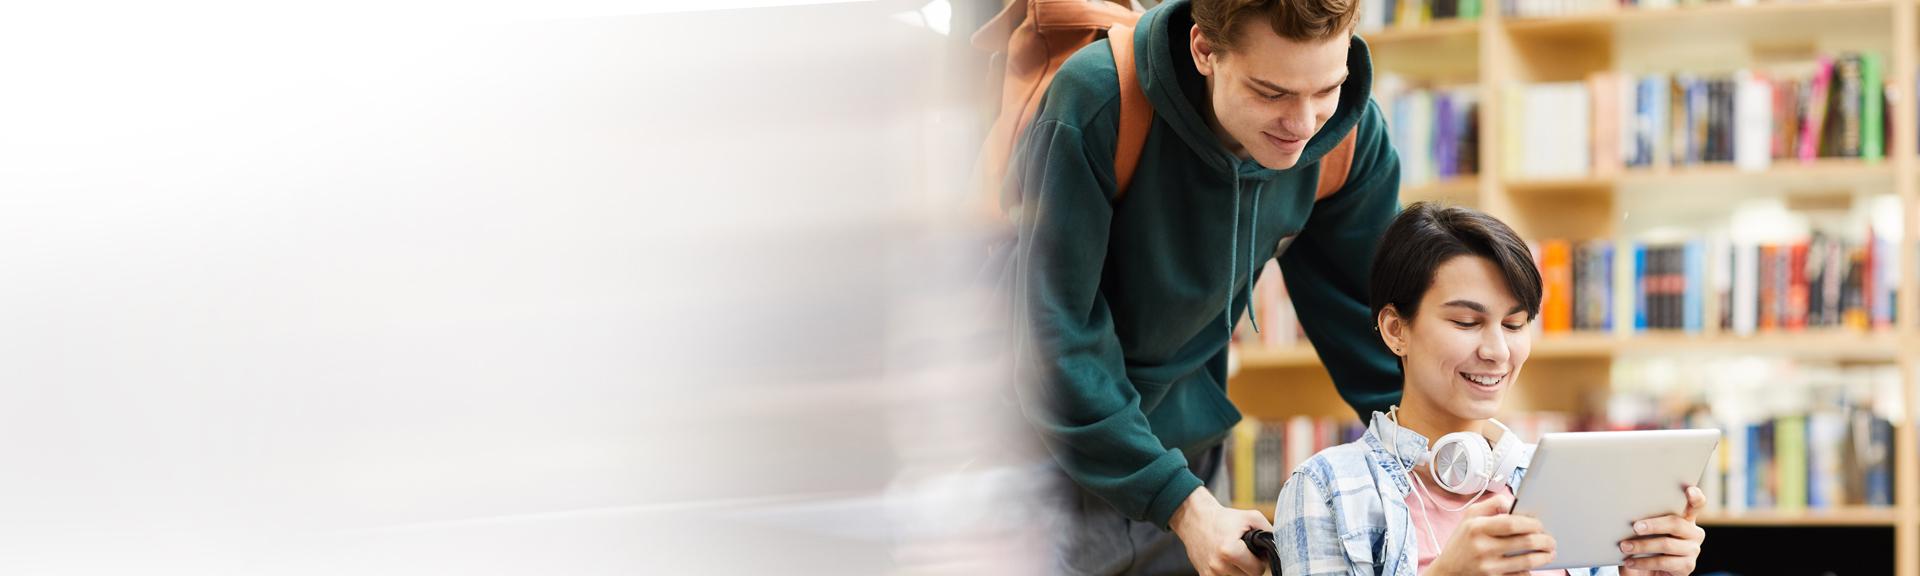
[
  {"left": 1423, "top": 419, "right": 1532, "bottom": 495},
  {"left": 1386, "top": 406, "right": 1536, "bottom": 555},
  {"left": 1386, "top": 406, "right": 1534, "bottom": 496}
]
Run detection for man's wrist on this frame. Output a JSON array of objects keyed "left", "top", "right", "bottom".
[{"left": 1169, "top": 486, "right": 1217, "bottom": 535}]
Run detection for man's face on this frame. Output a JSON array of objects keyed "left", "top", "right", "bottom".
[{"left": 1190, "top": 23, "right": 1349, "bottom": 170}]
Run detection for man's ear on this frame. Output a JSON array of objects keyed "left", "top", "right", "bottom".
[
  {"left": 1190, "top": 24, "right": 1217, "bottom": 77},
  {"left": 1378, "top": 305, "right": 1408, "bottom": 357}
]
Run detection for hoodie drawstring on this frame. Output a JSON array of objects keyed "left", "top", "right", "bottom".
[
  {"left": 1247, "top": 181, "right": 1263, "bottom": 334},
  {"left": 1225, "top": 169, "right": 1266, "bottom": 343},
  {"left": 1225, "top": 174, "right": 1241, "bottom": 336}
]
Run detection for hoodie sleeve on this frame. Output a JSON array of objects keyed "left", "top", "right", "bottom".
[
  {"left": 1008, "top": 118, "right": 1203, "bottom": 528},
  {"left": 1278, "top": 101, "right": 1405, "bottom": 420}
]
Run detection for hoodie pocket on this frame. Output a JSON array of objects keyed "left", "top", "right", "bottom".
[{"left": 1129, "top": 375, "right": 1173, "bottom": 413}]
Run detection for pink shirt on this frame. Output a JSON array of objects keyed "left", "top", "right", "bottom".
[{"left": 1407, "top": 480, "right": 1569, "bottom": 576}]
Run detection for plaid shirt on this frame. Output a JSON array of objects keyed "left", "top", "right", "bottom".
[{"left": 1272, "top": 412, "right": 1617, "bottom": 576}]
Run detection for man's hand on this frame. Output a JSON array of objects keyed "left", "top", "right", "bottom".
[
  {"left": 1620, "top": 485, "right": 1707, "bottom": 576},
  {"left": 1425, "top": 493, "right": 1556, "bottom": 576},
  {"left": 1169, "top": 487, "right": 1273, "bottom": 576}
]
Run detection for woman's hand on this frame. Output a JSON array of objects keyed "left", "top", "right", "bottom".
[
  {"left": 1426, "top": 493, "right": 1556, "bottom": 576},
  {"left": 1619, "top": 485, "right": 1707, "bottom": 576}
]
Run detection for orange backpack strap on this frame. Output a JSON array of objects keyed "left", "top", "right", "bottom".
[
  {"left": 1107, "top": 23, "right": 1153, "bottom": 199},
  {"left": 1314, "top": 126, "right": 1358, "bottom": 200}
]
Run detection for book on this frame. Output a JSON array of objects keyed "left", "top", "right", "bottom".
[
  {"left": 1735, "top": 70, "right": 1773, "bottom": 171},
  {"left": 1799, "top": 56, "right": 1833, "bottom": 161},
  {"left": 1861, "top": 52, "right": 1884, "bottom": 160},
  {"left": 1543, "top": 240, "right": 1574, "bottom": 333},
  {"left": 1774, "top": 414, "right": 1807, "bottom": 511}
]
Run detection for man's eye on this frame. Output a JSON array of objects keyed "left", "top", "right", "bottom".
[
  {"left": 1451, "top": 320, "right": 1479, "bottom": 328},
  {"left": 1260, "top": 92, "right": 1284, "bottom": 101},
  {"left": 1503, "top": 324, "right": 1525, "bottom": 331}
]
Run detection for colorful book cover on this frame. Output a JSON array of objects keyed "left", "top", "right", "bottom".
[
  {"left": 1861, "top": 52, "right": 1884, "bottom": 161},
  {"left": 1800, "top": 56, "right": 1834, "bottom": 161},
  {"left": 1683, "top": 240, "right": 1704, "bottom": 333},
  {"left": 1775, "top": 415, "right": 1807, "bottom": 511},
  {"left": 1787, "top": 243, "right": 1809, "bottom": 331},
  {"left": 1633, "top": 244, "right": 1649, "bottom": 331},
  {"left": 1543, "top": 240, "right": 1573, "bottom": 333},
  {"left": 1231, "top": 420, "right": 1260, "bottom": 506}
]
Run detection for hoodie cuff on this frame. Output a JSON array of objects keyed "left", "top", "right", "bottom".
[{"left": 1147, "top": 467, "right": 1206, "bottom": 529}]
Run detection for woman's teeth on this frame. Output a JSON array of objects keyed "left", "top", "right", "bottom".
[{"left": 1463, "top": 373, "right": 1503, "bottom": 386}]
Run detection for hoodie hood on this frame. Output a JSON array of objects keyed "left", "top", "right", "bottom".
[{"left": 1134, "top": 0, "right": 1375, "bottom": 176}]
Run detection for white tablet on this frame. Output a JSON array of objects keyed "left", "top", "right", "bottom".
[{"left": 1509, "top": 429, "right": 1720, "bottom": 570}]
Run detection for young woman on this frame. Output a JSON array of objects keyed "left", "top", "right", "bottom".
[{"left": 1274, "top": 203, "right": 1706, "bottom": 576}]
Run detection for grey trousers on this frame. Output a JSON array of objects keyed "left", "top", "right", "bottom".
[{"left": 1046, "top": 446, "right": 1230, "bottom": 576}]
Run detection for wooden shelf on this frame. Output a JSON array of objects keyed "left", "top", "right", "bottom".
[
  {"left": 1232, "top": 331, "right": 1899, "bottom": 370},
  {"left": 1504, "top": 159, "right": 1894, "bottom": 193},
  {"left": 1403, "top": 176, "right": 1481, "bottom": 203},
  {"left": 1502, "top": 0, "right": 1892, "bottom": 39},
  {"left": 1235, "top": 344, "right": 1321, "bottom": 370},
  {"left": 1360, "top": 19, "right": 1480, "bottom": 45},
  {"left": 1609, "top": 330, "right": 1903, "bottom": 360},
  {"left": 1503, "top": 175, "right": 1613, "bottom": 194}
]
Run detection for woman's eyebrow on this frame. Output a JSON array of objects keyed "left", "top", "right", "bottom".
[{"left": 1441, "top": 300, "right": 1526, "bottom": 315}]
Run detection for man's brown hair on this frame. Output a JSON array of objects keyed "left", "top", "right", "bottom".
[{"left": 1192, "top": 0, "right": 1359, "bottom": 52}]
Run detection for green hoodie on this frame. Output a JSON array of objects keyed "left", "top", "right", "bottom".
[{"left": 1002, "top": 0, "right": 1404, "bottom": 528}]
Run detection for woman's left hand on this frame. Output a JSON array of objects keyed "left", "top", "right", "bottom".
[{"left": 1619, "top": 485, "right": 1707, "bottom": 576}]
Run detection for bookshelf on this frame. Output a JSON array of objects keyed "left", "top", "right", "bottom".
[{"left": 1234, "top": 1, "right": 1920, "bottom": 573}]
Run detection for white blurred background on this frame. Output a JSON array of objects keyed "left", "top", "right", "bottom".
[{"left": 0, "top": 0, "right": 1032, "bottom": 573}]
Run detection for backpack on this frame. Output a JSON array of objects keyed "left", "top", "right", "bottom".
[{"left": 971, "top": 0, "right": 1359, "bottom": 219}]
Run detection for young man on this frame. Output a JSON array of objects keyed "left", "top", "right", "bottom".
[{"left": 1002, "top": 0, "right": 1404, "bottom": 574}]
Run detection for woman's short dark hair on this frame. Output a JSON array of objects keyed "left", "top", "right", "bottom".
[{"left": 1369, "top": 202, "right": 1543, "bottom": 323}]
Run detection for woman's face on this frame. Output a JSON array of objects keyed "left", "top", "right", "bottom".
[{"left": 1380, "top": 255, "right": 1533, "bottom": 422}]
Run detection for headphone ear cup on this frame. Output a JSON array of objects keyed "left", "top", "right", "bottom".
[
  {"left": 1489, "top": 436, "right": 1533, "bottom": 487},
  {"left": 1428, "top": 432, "right": 1492, "bottom": 495}
]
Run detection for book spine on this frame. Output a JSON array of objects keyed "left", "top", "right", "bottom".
[
  {"left": 1801, "top": 57, "right": 1834, "bottom": 161},
  {"left": 1684, "top": 240, "right": 1705, "bottom": 333}
]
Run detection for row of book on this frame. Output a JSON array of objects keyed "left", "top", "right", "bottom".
[
  {"left": 1229, "top": 416, "right": 1366, "bottom": 505},
  {"left": 1611, "top": 358, "right": 1902, "bottom": 512},
  {"left": 1507, "top": 81, "right": 1593, "bottom": 178},
  {"left": 1377, "top": 77, "right": 1480, "bottom": 188},
  {"left": 1610, "top": 54, "right": 1888, "bottom": 171},
  {"left": 1501, "top": 0, "right": 1612, "bottom": 19},
  {"left": 1505, "top": 54, "right": 1889, "bottom": 179},
  {"left": 1532, "top": 228, "right": 1899, "bottom": 334},
  {"left": 1357, "top": 0, "right": 1480, "bottom": 32}
]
